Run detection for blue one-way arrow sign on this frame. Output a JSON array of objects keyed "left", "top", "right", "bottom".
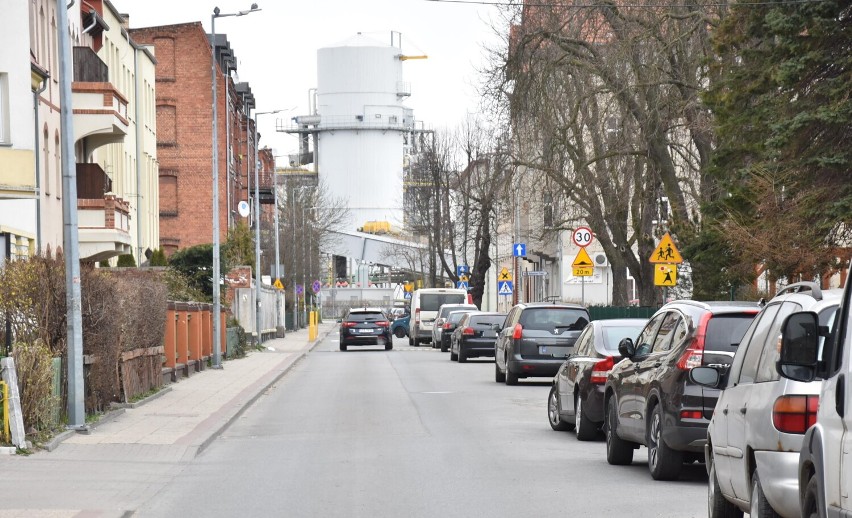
[
  {"left": 498, "top": 280, "right": 513, "bottom": 295},
  {"left": 513, "top": 243, "right": 526, "bottom": 257},
  {"left": 456, "top": 265, "right": 470, "bottom": 276}
]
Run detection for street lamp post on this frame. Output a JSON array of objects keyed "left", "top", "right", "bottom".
[
  {"left": 211, "top": 3, "right": 260, "bottom": 368},
  {"left": 252, "top": 109, "right": 283, "bottom": 347}
]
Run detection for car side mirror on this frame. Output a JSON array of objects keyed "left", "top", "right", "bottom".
[
  {"left": 618, "top": 338, "right": 635, "bottom": 358},
  {"left": 492, "top": 324, "right": 502, "bottom": 331},
  {"left": 336, "top": 319, "right": 342, "bottom": 323},
  {"left": 777, "top": 311, "right": 823, "bottom": 382},
  {"left": 689, "top": 366, "right": 721, "bottom": 388}
]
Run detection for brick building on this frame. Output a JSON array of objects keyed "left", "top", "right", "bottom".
[{"left": 127, "top": 22, "right": 257, "bottom": 255}]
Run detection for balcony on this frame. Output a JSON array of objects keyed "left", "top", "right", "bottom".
[
  {"left": 72, "top": 47, "right": 129, "bottom": 150},
  {"left": 76, "top": 163, "right": 132, "bottom": 262}
]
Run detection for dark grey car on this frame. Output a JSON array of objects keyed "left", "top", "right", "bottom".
[{"left": 494, "top": 302, "right": 590, "bottom": 385}]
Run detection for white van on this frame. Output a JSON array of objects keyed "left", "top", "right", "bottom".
[{"left": 409, "top": 288, "right": 469, "bottom": 346}]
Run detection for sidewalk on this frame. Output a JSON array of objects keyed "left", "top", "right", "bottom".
[{"left": 48, "top": 322, "right": 337, "bottom": 458}]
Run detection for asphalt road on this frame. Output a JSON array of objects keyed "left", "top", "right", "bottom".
[{"left": 135, "top": 333, "right": 708, "bottom": 518}]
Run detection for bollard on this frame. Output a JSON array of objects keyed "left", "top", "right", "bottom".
[{"left": 175, "top": 302, "right": 189, "bottom": 377}]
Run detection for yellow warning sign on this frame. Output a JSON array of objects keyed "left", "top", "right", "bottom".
[
  {"left": 273, "top": 278, "right": 284, "bottom": 290},
  {"left": 649, "top": 232, "right": 684, "bottom": 264},
  {"left": 573, "top": 266, "right": 594, "bottom": 277},
  {"left": 654, "top": 264, "right": 677, "bottom": 286},
  {"left": 404, "top": 282, "right": 414, "bottom": 292},
  {"left": 572, "top": 247, "right": 594, "bottom": 268},
  {"left": 499, "top": 267, "right": 512, "bottom": 281}
]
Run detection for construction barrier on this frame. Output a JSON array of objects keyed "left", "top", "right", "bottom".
[{"left": 0, "top": 381, "right": 9, "bottom": 444}]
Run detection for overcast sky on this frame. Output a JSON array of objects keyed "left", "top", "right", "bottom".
[{"left": 111, "top": 0, "right": 508, "bottom": 160}]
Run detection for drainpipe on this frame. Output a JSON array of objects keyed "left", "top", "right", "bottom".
[
  {"left": 132, "top": 40, "right": 144, "bottom": 266},
  {"left": 33, "top": 73, "right": 49, "bottom": 253}
]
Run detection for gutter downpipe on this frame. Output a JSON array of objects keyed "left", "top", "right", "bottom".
[{"left": 33, "top": 74, "right": 49, "bottom": 253}]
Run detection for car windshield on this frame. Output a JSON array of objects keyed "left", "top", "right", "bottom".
[
  {"left": 421, "top": 294, "right": 466, "bottom": 311},
  {"left": 706, "top": 314, "right": 756, "bottom": 352},
  {"left": 519, "top": 308, "right": 589, "bottom": 331},
  {"left": 602, "top": 324, "right": 647, "bottom": 353},
  {"left": 346, "top": 312, "right": 385, "bottom": 322}
]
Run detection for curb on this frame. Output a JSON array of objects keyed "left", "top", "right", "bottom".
[{"left": 194, "top": 326, "right": 336, "bottom": 456}]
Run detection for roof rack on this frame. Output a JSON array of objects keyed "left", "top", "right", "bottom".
[{"left": 775, "top": 281, "right": 823, "bottom": 301}]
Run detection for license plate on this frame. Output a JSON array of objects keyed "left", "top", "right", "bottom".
[
  {"left": 540, "top": 346, "right": 569, "bottom": 356},
  {"left": 357, "top": 329, "right": 373, "bottom": 334}
]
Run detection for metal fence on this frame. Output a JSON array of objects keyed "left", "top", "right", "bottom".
[{"left": 230, "top": 286, "right": 283, "bottom": 339}]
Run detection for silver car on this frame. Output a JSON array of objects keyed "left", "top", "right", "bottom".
[
  {"left": 691, "top": 282, "right": 840, "bottom": 518},
  {"left": 431, "top": 303, "right": 477, "bottom": 349}
]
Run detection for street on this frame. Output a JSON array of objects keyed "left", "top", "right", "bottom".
[{"left": 135, "top": 332, "right": 707, "bottom": 517}]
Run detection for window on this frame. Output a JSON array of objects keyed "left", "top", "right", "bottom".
[
  {"left": 43, "top": 127, "right": 49, "bottom": 195},
  {"left": 573, "top": 327, "right": 594, "bottom": 357},
  {"left": 737, "top": 304, "right": 781, "bottom": 384},
  {"left": 634, "top": 313, "right": 666, "bottom": 357},
  {"left": 755, "top": 302, "right": 802, "bottom": 382},
  {"left": 0, "top": 73, "right": 9, "bottom": 144},
  {"left": 664, "top": 317, "right": 689, "bottom": 353},
  {"left": 420, "top": 294, "right": 465, "bottom": 311},
  {"left": 652, "top": 312, "right": 681, "bottom": 353},
  {"left": 54, "top": 131, "right": 60, "bottom": 198}
]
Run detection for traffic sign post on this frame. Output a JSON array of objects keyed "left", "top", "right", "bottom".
[
  {"left": 312, "top": 280, "right": 321, "bottom": 294},
  {"left": 456, "top": 265, "right": 470, "bottom": 276},
  {"left": 273, "top": 278, "right": 284, "bottom": 290},
  {"left": 654, "top": 264, "right": 677, "bottom": 287},
  {"left": 457, "top": 281, "right": 469, "bottom": 290},
  {"left": 649, "top": 232, "right": 683, "bottom": 264},
  {"left": 498, "top": 267, "right": 512, "bottom": 281},
  {"left": 513, "top": 243, "right": 526, "bottom": 257},
  {"left": 498, "top": 280, "right": 513, "bottom": 296}
]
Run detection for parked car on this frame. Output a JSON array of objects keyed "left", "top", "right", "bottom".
[
  {"left": 432, "top": 302, "right": 478, "bottom": 350},
  {"left": 390, "top": 313, "right": 410, "bottom": 339},
  {"left": 777, "top": 272, "right": 852, "bottom": 518},
  {"left": 338, "top": 307, "right": 393, "bottom": 351},
  {"left": 438, "top": 309, "right": 477, "bottom": 352},
  {"left": 449, "top": 312, "right": 507, "bottom": 362},
  {"left": 494, "top": 302, "right": 590, "bottom": 385},
  {"left": 548, "top": 318, "right": 647, "bottom": 440},
  {"left": 409, "top": 288, "right": 469, "bottom": 346},
  {"left": 690, "top": 282, "right": 840, "bottom": 518},
  {"left": 604, "top": 300, "right": 760, "bottom": 480}
]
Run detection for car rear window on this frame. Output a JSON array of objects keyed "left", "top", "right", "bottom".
[
  {"left": 471, "top": 315, "right": 506, "bottom": 327},
  {"left": 346, "top": 312, "right": 386, "bottom": 322},
  {"left": 439, "top": 305, "right": 473, "bottom": 318},
  {"left": 421, "top": 294, "right": 466, "bottom": 311},
  {"left": 705, "top": 314, "right": 756, "bottom": 352},
  {"left": 448, "top": 312, "right": 470, "bottom": 323},
  {"left": 519, "top": 308, "right": 589, "bottom": 331}
]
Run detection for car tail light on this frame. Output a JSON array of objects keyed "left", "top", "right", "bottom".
[
  {"left": 443, "top": 322, "right": 452, "bottom": 330},
  {"left": 415, "top": 308, "right": 421, "bottom": 324},
  {"left": 462, "top": 327, "right": 474, "bottom": 336},
  {"left": 376, "top": 321, "right": 390, "bottom": 327},
  {"left": 342, "top": 322, "right": 356, "bottom": 328},
  {"left": 680, "top": 410, "right": 703, "bottom": 419},
  {"left": 590, "top": 356, "right": 614, "bottom": 384},
  {"left": 512, "top": 323, "right": 523, "bottom": 340},
  {"left": 773, "top": 395, "right": 819, "bottom": 434},
  {"left": 677, "top": 312, "right": 711, "bottom": 370}
]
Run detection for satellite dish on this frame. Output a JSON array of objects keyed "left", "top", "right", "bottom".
[{"left": 238, "top": 200, "right": 250, "bottom": 217}]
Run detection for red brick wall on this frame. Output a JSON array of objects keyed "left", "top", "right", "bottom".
[{"left": 129, "top": 22, "right": 254, "bottom": 253}]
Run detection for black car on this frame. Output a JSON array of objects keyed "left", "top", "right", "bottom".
[
  {"left": 339, "top": 307, "right": 393, "bottom": 351},
  {"left": 548, "top": 318, "right": 647, "bottom": 440},
  {"left": 604, "top": 300, "right": 759, "bottom": 480},
  {"left": 494, "top": 302, "right": 590, "bottom": 385},
  {"left": 449, "top": 312, "right": 507, "bottom": 362},
  {"left": 439, "top": 310, "right": 477, "bottom": 352}
]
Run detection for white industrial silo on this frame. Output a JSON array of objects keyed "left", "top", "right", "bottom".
[{"left": 313, "top": 32, "right": 416, "bottom": 230}]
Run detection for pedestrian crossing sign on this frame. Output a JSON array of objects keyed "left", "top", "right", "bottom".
[
  {"left": 649, "top": 232, "right": 683, "bottom": 264},
  {"left": 498, "top": 280, "right": 513, "bottom": 295}
]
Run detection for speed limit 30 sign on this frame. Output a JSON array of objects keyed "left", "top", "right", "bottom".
[{"left": 572, "top": 226, "right": 594, "bottom": 248}]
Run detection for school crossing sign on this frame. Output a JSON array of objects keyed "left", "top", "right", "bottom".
[{"left": 649, "top": 233, "right": 683, "bottom": 264}]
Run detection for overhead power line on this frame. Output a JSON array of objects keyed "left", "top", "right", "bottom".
[{"left": 425, "top": 0, "right": 824, "bottom": 8}]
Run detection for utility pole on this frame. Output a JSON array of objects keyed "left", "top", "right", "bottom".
[{"left": 57, "top": 0, "right": 85, "bottom": 429}]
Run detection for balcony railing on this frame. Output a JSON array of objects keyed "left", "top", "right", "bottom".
[{"left": 73, "top": 47, "right": 108, "bottom": 83}]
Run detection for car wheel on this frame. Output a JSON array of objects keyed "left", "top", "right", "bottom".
[
  {"left": 339, "top": 344, "right": 347, "bottom": 352},
  {"left": 440, "top": 341, "right": 448, "bottom": 353},
  {"left": 410, "top": 335, "right": 417, "bottom": 346},
  {"left": 385, "top": 342, "right": 393, "bottom": 351},
  {"left": 458, "top": 349, "right": 467, "bottom": 363},
  {"left": 394, "top": 327, "right": 406, "bottom": 338},
  {"left": 750, "top": 471, "right": 781, "bottom": 518},
  {"left": 495, "top": 362, "right": 506, "bottom": 383},
  {"left": 450, "top": 350, "right": 458, "bottom": 361},
  {"left": 575, "top": 394, "right": 597, "bottom": 441},
  {"left": 548, "top": 386, "right": 573, "bottom": 431},
  {"left": 605, "top": 397, "right": 635, "bottom": 465},
  {"left": 802, "top": 476, "right": 821, "bottom": 518},
  {"left": 505, "top": 369, "right": 519, "bottom": 385},
  {"left": 648, "top": 404, "right": 683, "bottom": 480},
  {"left": 708, "top": 452, "right": 743, "bottom": 518}
]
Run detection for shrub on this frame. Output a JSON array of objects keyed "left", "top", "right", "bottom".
[
  {"left": 150, "top": 249, "right": 168, "bottom": 266},
  {"left": 116, "top": 254, "right": 136, "bottom": 267},
  {"left": 13, "top": 340, "right": 60, "bottom": 437}
]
